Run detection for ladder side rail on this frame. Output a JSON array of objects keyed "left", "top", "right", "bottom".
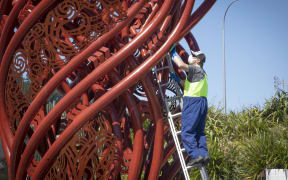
[
  {"left": 200, "top": 166, "right": 209, "bottom": 180},
  {"left": 167, "top": 113, "right": 190, "bottom": 180},
  {"left": 154, "top": 55, "right": 193, "bottom": 180},
  {"left": 154, "top": 70, "right": 190, "bottom": 179},
  {"left": 156, "top": 79, "right": 190, "bottom": 179}
]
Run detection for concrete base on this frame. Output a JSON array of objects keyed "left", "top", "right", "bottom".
[{"left": 266, "top": 169, "right": 288, "bottom": 180}]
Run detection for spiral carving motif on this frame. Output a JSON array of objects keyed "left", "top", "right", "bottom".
[
  {"left": 0, "top": 0, "right": 216, "bottom": 179},
  {"left": 5, "top": 0, "right": 127, "bottom": 133},
  {"left": 12, "top": 49, "right": 27, "bottom": 74}
]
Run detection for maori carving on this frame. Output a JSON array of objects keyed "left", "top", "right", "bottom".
[
  {"left": 45, "top": 114, "right": 118, "bottom": 180},
  {"left": 5, "top": 0, "right": 127, "bottom": 133},
  {"left": 0, "top": 0, "right": 216, "bottom": 179},
  {"left": 18, "top": 0, "right": 35, "bottom": 23}
]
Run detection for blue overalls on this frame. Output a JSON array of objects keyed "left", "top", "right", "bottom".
[{"left": 181, "top": 74, "right": 209, "bottom": 159}]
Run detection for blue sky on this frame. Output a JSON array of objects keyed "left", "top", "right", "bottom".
[{"left": 180, "top": 0, "right": 288, "bottom": 111}]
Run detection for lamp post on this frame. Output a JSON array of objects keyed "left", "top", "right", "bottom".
[{"left": 222, "top": 0, "right": 239, "bottom": 114}]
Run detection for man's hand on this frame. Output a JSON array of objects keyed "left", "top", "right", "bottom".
[
  {"left": 172, "top": 56, "right": 189, "bottom": 72},
  {"left": 169, "top": 44, "right": 189, "bottom": 72}
]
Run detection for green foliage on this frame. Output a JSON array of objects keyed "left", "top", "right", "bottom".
[
  {"left": 191, "top": 91, "right": 288, "bottom": 179},
  {"left": 261, "top": 91, "right": 288, "bottom": 124},
  {"left": 237, "top": 132, "right": 288, "bottom": 179}
]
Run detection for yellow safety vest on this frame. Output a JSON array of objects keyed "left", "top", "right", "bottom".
[{"left": 183, "top": 75, "right": 208, "bottom": 97}]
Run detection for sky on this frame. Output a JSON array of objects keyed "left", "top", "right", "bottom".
[{"left": 180, "top": 0, "right": 288, "bottom": 111}]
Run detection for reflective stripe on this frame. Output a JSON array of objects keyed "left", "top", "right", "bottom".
[{"left": 183, "top": 75, "right": 208, "bottom": 97}]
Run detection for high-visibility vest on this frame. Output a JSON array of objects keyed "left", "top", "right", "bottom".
[{"left": 183, "top": 75, "right": 208, "bottom": 97}]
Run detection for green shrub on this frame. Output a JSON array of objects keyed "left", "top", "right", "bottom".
[
  {"left": 196, "top": 91, "right": 288, "bottom": 179},
  {"left": 237, "top": 131, "right": 288, "bottom": 179}
]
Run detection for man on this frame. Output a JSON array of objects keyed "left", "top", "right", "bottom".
[{"left": 170, "top": 46, "right": 210, "bottom": 166}]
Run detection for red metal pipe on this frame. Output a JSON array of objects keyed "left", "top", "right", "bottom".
[
  {"left": 112, "top": 39, "right": 165, "bottom": 177},
  {"left": 159, "top": 0, "right": 181, "bottom": 34},
  {"left": 0, "top": 0, "right": 26, "bottom": 156},
  {"left": 0, "top": 0, "right": 217, "bottom": 179},
  {"left": 0, "top": 1, "right": 58, "bottom": 178},
  {"left": 10, "top": 0, "right": 146, "bottom": 178},
  {"left": 28, "top": 1, "right": 195, "bottom": 179},
  {"left": 110, "top": 71, "right": 144, "bottom": 180},
  {"left": 0, "top": 0, "right": 9, "bottom": 22},
  {"left": 15, "top": 0, "right": 173, "bottom": 178},
  {"left": 0, "top": 0, "right": 25, "bottom": 63},
  {"left": 140, "top": 3, "right": 160, "bottom": 33},
  {"left": 0, "top": 0, "right": 56, "bottom": 89},
  {"left": 103, "top": 105, "right": 123, "bottom": 179},
  {"left": 179, "top": 0, "right": 217, "bottom": 39},
  {"left": 0, "top": 121, "right": 10, "bottom": 164},
  {"left": 184, "top": 32, "right": 200, "bottom": 51},
  {"left": 127, "top": 57, "right": 165, "bottom": 179},
  {"left": 161, "top": 158, "right": 181, "bottom": 180},
  {"left": 86, "top": 84, "right": 124, "bottom": 179},
  {"left": 120, "top": 0, "right": 130, "bottom": 42},
  {"left": 138, "top": 71, "right": 164, "bottom": 180}
]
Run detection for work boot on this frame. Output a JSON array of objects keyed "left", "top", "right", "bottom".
[{"left": 187, "top": 156, "right": 204, "bottom": 167}]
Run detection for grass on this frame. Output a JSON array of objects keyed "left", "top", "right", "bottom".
[{"left": 189, "top": 91, "right": 288, "bottom": 179}]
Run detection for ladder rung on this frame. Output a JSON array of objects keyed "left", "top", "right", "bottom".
[
  {"left": 176, "top": 131, "right": 181, "bottom": 135},
  {"left": 186, "top": 165, "right": 194, "bottom": 169},
  {"left": 155, "top": 66, "right": 170, "bottom": 71},
  {"left": 166, "top": 96, "right": 182, "bottom": 102},
  {"left": 171, "top": 112, "right": 182, "bottom": 119},
  {"left": 160, "top": 81, "right": 175, "bottom": 87},
  {"left": 181, "top": 148, "right": 185, "bottom": 152},
  {"left": 186, "top": 163, "right": 203, "bottom": 169}
]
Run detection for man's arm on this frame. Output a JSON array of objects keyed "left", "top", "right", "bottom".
[{"left": 172, "top": 55, "right": 189, "bottom": 72}]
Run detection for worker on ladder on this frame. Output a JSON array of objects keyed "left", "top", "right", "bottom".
[{"left": 170, "top": 45, "right": 210, "bottom": 167}]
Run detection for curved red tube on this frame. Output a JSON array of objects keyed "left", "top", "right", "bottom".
[
  {"left": 0, "top": 0, "right": 217, "bottom": 179},
  {"left": 16, "top": 0, "right": 173, "bottom": 179},
  {"left": 29, "top": 0, "right": 195, "bottom": 179},
  {"left": 10, "top": 1, "right": 147, "bottom": 179}
]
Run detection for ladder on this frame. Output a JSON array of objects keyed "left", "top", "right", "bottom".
[{"left": 153, "top": 54, "right": 209, "bottom": 180}]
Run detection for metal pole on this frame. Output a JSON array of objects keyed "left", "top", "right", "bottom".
[{"left": 222, "top": 0, "right": 239, "bottom": 114}]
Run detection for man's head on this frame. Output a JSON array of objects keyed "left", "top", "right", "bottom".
[{"left": 188, "top": 51, "right": 206, "bottom": 67}]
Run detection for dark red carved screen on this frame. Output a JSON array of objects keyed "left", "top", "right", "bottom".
[{"left": 0, "top": 0, "right": 216, "bottom": 179}]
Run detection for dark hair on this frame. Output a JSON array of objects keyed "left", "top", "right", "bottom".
[
  {"left": 197, "top": 53, "right": 205, "bottom": 63},
  {"left": 197, "top": 53, "right": 206, "bottom": 67}
]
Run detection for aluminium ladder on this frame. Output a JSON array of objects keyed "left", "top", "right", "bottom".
[{"left": 153, "top": 54, "right": 209, "bottom": 180}]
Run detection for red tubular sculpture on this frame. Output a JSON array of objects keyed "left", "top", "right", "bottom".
[{"left": 0, "top": 0, "right": 216, "bottom": 179}]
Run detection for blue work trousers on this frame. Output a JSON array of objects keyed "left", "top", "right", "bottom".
[{"left": 181, "top": 96, "right": 209, "bottom": 159}]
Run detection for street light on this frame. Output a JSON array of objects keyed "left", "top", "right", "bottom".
[{"left": 222, "top": 0, "right": 240, "bottom": 114}]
